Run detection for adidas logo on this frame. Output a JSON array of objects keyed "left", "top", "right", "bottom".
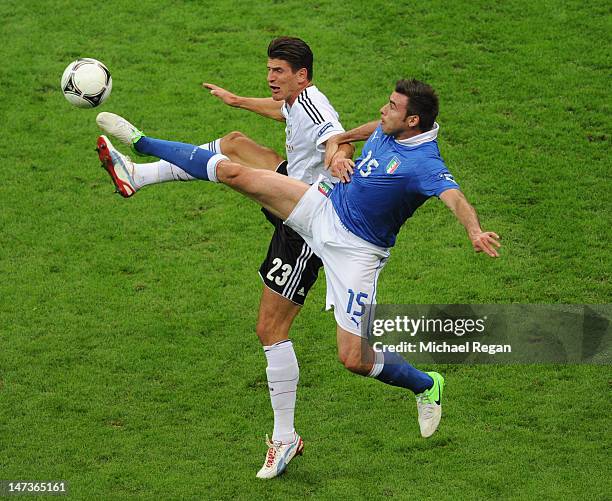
[{"left": 297, "top": 287, "right": 305, "bottom": 296}]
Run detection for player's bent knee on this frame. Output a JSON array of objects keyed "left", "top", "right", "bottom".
[
  {"left": 338, "top": 351, "right": 369, "bottom": 376},
  {"left": 341, "top": 358, "right": 369, "bottom": 376},
  {"left": 220, "top": 131, "right": 247, "bottom": 156},
  {"left": 224, "top": 130, "right": 247, "bottom": 142}
]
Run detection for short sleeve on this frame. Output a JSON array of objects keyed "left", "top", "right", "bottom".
[
  {"left": 417, "top": 163, "right": 460, "bottom": 197},
  {"left": 296, "top": 90, "right": 345, "bottom": 151},
  {"left": 315, "top": 120, "right": 345, "bottom": 151}
]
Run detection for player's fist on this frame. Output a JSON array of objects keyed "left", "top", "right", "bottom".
[
  {"left": 470, "top": 231, "right": 501, "bottom": 258},
  {"left": 202, "top": 83, "right": 240, "bottom": 107}
]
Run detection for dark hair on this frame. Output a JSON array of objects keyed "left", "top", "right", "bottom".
[
  {"left": 267, "top": 37, "right": 313, "bottom": 80},
  {"left": 395, "top": 79, "right": 439, "bottom": 131}
]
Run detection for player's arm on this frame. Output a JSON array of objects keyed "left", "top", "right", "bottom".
[
  {"left": 202, "top": 83, "right": 285, "bottom": 122},
  {"left": 324, "top": 120, "right": 380, "bottom": 168},
  {"left": 439, "top": 189, "right": 501, "bottom": 258},
  {"left": 327, "top": 141, "right": 356, "bottom": 183}
]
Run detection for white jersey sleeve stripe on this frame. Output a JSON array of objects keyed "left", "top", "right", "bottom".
[
  {"left": 302, "top": 88, "right": 325, "bottom": 123},
  {"left": 297, "top": 94, "right": 323, "bottom": 125}
]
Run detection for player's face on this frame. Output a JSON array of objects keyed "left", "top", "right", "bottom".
[
  {"left": 380, "top": 92, "right": 419, "bottom": 138},
  {"left": 267, "top": 58, "right": 306, "bottom": 104}
]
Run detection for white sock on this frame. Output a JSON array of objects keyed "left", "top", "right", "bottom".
[
  {"left": 263, "top": 340, "right": 299, "bottom": 444},
  {"left": 132, "top": 139, "right": 222, "bottom": 189},
  {"left": 367, "top": 349, "right": 384, "bottom": 378}
]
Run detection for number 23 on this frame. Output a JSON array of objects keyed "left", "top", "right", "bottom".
[{"left": 266, "top": 258, "right": 293, "bottom": 286}]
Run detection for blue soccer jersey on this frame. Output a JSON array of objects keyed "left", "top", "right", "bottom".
[{"left": 330, "top": 123, "right": 460, "bottom": 248}]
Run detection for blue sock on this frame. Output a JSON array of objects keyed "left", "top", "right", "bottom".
[
  {"left": 135, "top": 136, "right": 217, "bottom": 181},
  {"left": 375, "top": 351, "right": 433, "bottom": 394}
]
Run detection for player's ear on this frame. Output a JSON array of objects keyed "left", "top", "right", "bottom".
[
  {"left": 407, "top": 114, "right": 420, "bottom": 128},
  {"left": 297, "top": 67, "right": 308, "bottom": 83}
]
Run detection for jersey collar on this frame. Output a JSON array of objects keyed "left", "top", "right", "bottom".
[
  {"left": 285, "top": 84, "right": 317, "bottom": 110},
  {"left": 394, "top": 122, "right": 439, "bottom": 147}
]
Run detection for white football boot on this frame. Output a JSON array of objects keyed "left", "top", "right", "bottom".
[
  {"left": 96, "top": 135, "right": 138, "bottom": 198},
  {"left": 416, "top": 371, "right": 445, "bottom": 438},
  {"left": 256, "top": 433, "right": 304, "bottom": 479},
  {"left": 96, "top": 112, "right": 144, "bottom": 151}
]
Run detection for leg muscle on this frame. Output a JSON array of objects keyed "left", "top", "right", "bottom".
[{"left": 217, "top": 161, "right": 307, "bottom": 221}]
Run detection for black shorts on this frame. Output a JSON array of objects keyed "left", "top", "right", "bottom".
[{"left": 258, "top": 162, "right": 323, "bottom": 306}]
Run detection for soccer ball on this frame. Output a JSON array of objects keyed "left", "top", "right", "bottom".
[{"left": 61, "top": 58, "right": 112, "bottom": 108}]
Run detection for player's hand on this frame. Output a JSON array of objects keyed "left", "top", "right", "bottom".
[
  {"left": 470, "top": 231, "right": 501, "bottom": 258},
  {"left": 324, "top": 135, "right": 341, "bottom": 168},
  {"left": 202, "top": 83, "right": 240, "bottom": 107},
  {"left": 331, "top": 158, "right": 355, "bottom": 183}
]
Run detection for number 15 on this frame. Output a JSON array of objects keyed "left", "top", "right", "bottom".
[{"left": 346, "top": 289, "right": 368, "bottom": 316}]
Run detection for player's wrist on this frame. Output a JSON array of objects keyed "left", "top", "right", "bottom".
[
  {"left": 230, "top": 95, "right": 245, "bottom": 108},
  {"left": 468, "top": 228, "right": 483, "bottom": 239}
]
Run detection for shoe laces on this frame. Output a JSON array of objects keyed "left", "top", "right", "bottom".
[
  {"left": 416, "top": 390, "right": 434, "bottom": 406},
  {"left": 418, "top": 401, "right": 435, "bottom": 419},
  {"left": 264, "top": 434, "right": 281, "bottom": 467},
  {"left": 416, "top": 392, "right": 435, "bottom": 419},
  {"left": 112, "top": 150, "right": 135, "bottom": 175},
  {"left": 125, "top": 155, "right": 135, "bottom": 174}
]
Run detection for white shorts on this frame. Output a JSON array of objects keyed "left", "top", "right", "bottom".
[{"left": 285, "top": 177, "right": 390, "bottom": 336}]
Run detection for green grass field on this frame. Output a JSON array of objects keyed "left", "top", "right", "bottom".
[{"left": 1, "top": 0, "right": 610, "bottom": 499}]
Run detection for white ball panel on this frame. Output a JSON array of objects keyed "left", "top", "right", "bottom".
[{"left": 74, "top": 64, "right": 107, "bottom": 94}]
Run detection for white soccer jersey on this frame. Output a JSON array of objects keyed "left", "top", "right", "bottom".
[{"left": 281, "top": 85, "right": 345, "bottom": 185}]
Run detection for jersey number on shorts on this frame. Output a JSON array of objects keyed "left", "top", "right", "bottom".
[
  {"left": 266, "top": 258, "right": 293, "bottom": 286},
  {"left": 346, "top": 289, "right": 369, "bottom": 316}
]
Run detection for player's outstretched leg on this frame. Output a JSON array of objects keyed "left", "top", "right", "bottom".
[
  {"left": 337, "top": 327, "right": 444, "bottom": 438},
  {"left": 97, "top": 112, "right": 226, "bottom": 183},
  {"left": 95, "top": 113, "right": 307, "bottom": 219},
  {"left": 96, "top": 113, "right": 197, "bottom": 195},
  {"left": 97, "top": 135, "right": 306, "bottom": 223},
  {"left": 95, "top": 133, "right": 221, "bottom": 197},
  {"left": 96, "top": 113, "right": 285, "bottom": 195}
]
